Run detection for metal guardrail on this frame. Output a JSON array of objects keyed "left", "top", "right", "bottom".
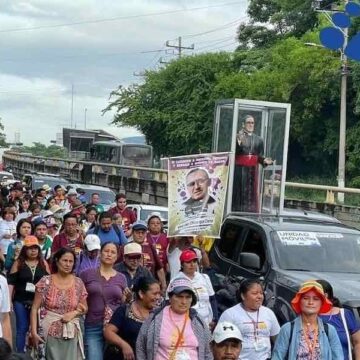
[
  {"left": 285, "top": 182, "right": 360, "bottom": 204},
  {"left": 3, "top": 150, "right": 360, "bottom": 205},
  {"left": 286, "top": 182, "right": 360, "bottom": 194},
  {"left": 2, "top": 151, "right": 167, "bottom": 181}
]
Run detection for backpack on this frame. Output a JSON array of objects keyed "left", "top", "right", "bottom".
[{"left": 285, "top": 320, "right": 329, "bottom": 359}]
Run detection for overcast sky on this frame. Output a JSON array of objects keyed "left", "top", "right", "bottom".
[{"left": 0, "top": 0, "right": 248, "bottom": 145}]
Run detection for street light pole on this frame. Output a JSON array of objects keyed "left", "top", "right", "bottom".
[
  {"left": 84, "top": 108, "right": 87, "bottom": 129},
  {"left": 338, "top": 3, "right": 348, "bottom": 203},
  {"left": 313, "top": 0, "right": 348, "bottom": 203}
]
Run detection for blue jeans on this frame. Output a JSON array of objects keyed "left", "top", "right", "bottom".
[
  {"left": 84, "top": 323, "right": 104, "bottom": 360},
  {"left": 13, "top": 301, "right": 31, "bottom": 353}
]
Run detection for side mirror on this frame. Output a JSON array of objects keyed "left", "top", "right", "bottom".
[{"left": 240, "top": 252, "right": 261, "bottom": 270}]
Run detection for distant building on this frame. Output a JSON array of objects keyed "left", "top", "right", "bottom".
[
  {"left": 62, "top": 128, "right": 119, "bottom": 159},
  {"left": 56, "top": 132, "right": 63, "bottom": 146}
]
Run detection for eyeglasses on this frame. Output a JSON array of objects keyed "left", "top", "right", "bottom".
[
  {"left": 186, "top": 178, "right": 208, "bottom": 187},
  {"left": 245, "top": 121, "right": 254, "bottom": 125}
]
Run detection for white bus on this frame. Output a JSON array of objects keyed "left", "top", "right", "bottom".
[{"left": 90, "top": 141, "right": 153, "bottom": 167}]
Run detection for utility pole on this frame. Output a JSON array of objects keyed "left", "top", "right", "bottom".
[
  {"left": 165, "top": 37, "right": 194, "bottom": 58},
  {"left": 315, "top": 0, "right": 348, "bottom": 203},
  {"left": 70, "top": 84, "right": 74, "bottom": 128},
  {"left": 84, "top": 108, "right": 87, "bottom": 129},
  {"left": 338, "top": 0, "right": 349, "bottom": 203}
]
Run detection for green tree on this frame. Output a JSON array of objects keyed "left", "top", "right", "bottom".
[
  {"left": 18, "top": 142, "right": 66, "bottom": 158},
  {"left": 237, "top": 0, "right": 340, "bottom": 49},
  {"left": 105, "top": 37, "right": 348, "bottom": 177},
  {"left": 0, "top": 117, "right": 9, "bottom": 148},
  {"left": 104, "top": 53, "right": 236, "bottom": 157}
]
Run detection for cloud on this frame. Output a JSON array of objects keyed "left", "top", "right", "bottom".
[{"left": 0, "top": 0, "right": 247, "bottom": 145}]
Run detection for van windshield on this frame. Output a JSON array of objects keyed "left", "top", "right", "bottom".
[
  {"left": 34, "top": 177, "right": 68, "bottom": 189},
  {"left": 81, "top": 189, "right": 115, "bottom": 205},
  {"left": 139, "top": 209, "right": 168, "bottom": 222},
  {"left": 271, "top": 231, "right": 360, "bottom": 273}
]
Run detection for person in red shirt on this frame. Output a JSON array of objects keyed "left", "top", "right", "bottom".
[
  {"left": 130, "top": 221, "right": 166, "bottom": 294},
  {"left": 109, "top": 194, "right": 136, "bottom": 236},
  {"left": 51, "top": 213, "right": 84, "bottom": 256},
  {"left": 146, "top": 213, "right": 169, "bottom": 270}
]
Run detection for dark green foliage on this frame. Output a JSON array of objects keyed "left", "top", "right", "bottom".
[
  {"left": 16, "top": 142, "right": 67, "bottom": 158},
  {"left": 237, "top": 0, "right": 340, "bottom": 49},
  {"left": 104, "top": 53, "right": 236, "bottom": 157}
]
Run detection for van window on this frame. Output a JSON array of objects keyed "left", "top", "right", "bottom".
[
  {"left": 240, "top": 229, "right": 266, "bottom": 268},
  {"left": 218, "top": 223, "right": 266, "bottom": 269},
  {"left": 218, "top": 224, "right": 244, "bottom": 261}
]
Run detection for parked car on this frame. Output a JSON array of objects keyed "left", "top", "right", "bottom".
[
  {"left": 22, "top": 173, "right": 69, "bottom": 191},
  {"left": 68, "top": 183, "right": 116, "bottom": 211},
  {"left": 0, "top": 171, "right": 14, "bottom": 183},
  {"left": 209, "top": 212, "right": 360, "bottom": 323},
  {"left": 126, "top": 204, "right": 168, "bottom": 224}
]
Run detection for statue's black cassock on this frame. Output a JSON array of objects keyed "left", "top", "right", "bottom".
[{"left": 232, "top": 131, "right": 266, "bottom": 212}]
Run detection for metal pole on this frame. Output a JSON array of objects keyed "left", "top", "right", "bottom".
[
  {"left": 84, "top": 108, "right": 87, "bottom": 129},
  {"left": 70, "top": 84, "right": 74, "bottom": 128},
  {"left": 338, "top": 1, "right": 348, "bottom": 203}
]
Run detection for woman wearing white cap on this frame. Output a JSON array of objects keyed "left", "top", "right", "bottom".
[
  {"left": 75, "top": 234, "right": 101, "bottom": 276},
  {"left": 137, "top": 277, "right": 212, "bottom": 360}
]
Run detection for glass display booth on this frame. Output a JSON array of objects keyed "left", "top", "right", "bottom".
[{"left": 212, "top": 99, "right": 291, "bottom": 215}]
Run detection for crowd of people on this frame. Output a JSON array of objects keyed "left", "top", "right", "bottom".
[{"left": 0, "top": 181, "right": 359, "bottom": 360}]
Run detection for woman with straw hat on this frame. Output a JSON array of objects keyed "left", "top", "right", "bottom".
[{"left": 272, "top": 280, "right": 343, "bottom": 360}]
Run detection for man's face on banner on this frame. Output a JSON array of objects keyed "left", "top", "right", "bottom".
[{"left": 186, "top": 169, "right": 210, "bottom": 201}]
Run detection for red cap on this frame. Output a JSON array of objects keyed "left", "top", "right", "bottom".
[{"left": 180, "top": 249, "right": 198, "bottom": 263}]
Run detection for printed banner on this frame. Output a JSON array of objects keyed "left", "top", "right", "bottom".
[{"left": 168, "top": 152, "right": 230, "bottom": 237}]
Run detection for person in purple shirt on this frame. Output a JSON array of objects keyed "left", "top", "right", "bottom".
[
  {"left": 318, "top": 279, "right": 360, "bottom": 360},
  {"left": 80, "top": 242, "right": 128, "bottom": 360},
  {"left": 75, "top": 234, "right": 101, "bottom": 276}
]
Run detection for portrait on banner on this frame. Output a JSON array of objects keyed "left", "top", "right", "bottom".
[{"left": 168, "top": 153, "right": 230, "bottom": 237}]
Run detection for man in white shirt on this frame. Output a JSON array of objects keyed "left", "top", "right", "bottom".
[{"left": 0, "top": 272, "right": 12, "bottom": 347}]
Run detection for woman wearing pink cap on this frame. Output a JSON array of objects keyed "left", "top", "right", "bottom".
[{"left": 272, "top": 280, "right": 343, "bottom": 360}]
